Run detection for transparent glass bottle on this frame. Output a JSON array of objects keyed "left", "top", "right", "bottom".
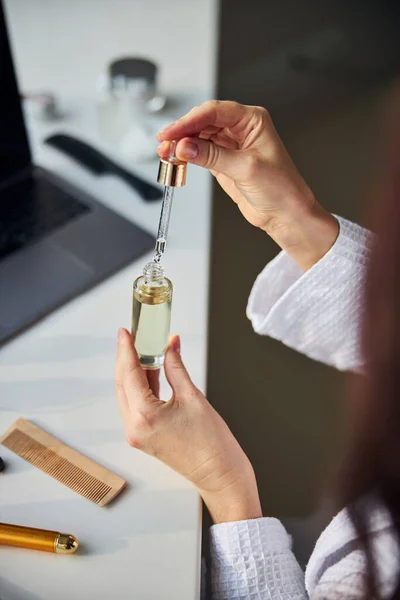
[{"left": 131, "top": 262, "right": 172, "bottom": 369}]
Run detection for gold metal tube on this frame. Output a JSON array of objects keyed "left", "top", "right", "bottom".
[
  {"left": 0, "top": 522, "right": 78, "bottom": 554},
  {"left": 157, "top": 159, "right": 187, "bottom": 187}
]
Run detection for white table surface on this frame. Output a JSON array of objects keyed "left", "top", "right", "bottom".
[{"left": 0, "top": 2, "right": 217, "bottom": 598}]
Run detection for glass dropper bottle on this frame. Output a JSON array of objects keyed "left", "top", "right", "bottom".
[
  {"left": 132, "top": 261, "right": 173, "bottom": 369},
  {"left": 131, "top": 141, "right": 187, "bottom": 369}
]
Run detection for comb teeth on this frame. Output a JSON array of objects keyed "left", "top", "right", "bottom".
[
  {"left": 4, "top": 430, "right": 112, "bottom": 503},
  {"left": 0, "top": 419, "right": 126, "bottom": 506}
]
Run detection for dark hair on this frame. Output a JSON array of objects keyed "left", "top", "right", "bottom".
[{"left": 338, "top": 92, "right": 400, "bottom": 599}]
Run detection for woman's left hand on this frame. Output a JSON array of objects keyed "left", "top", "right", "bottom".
[{"left": 115, "top": 328, "right": 262, "bottom": 524}]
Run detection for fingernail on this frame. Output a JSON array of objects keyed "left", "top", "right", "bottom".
[
  {"left": 180, "top": 141, "right": 199, "bottom": 160},
  {"left": 156, "top": 141, "right": 168, "bottom": 152},
  {"left": 118, "top": 328, "right": 125, "bottom": 341},
  {"left": 157, "top": 127, "right": 168, "bottom": 140},
  {"left": 172, "top": 335, "right": 181, "bottom": 354}
]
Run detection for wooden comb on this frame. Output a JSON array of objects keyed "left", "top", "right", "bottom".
[{"left": 0, "top": 419, "right": 126, "bottom": 507}]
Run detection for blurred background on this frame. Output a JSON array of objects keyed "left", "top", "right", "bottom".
[
  {"left": 4, "top": 0, "right": 216, "bottom": 160},
  {"left": 3, "top": 0, "right": 400, "bottom": 572},
  {"left": 207, "top": 0, "right": 400, "bottom": 565}
]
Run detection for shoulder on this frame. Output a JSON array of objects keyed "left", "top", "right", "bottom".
[{"left": 306, "top": 502, "right": 399, "bottom": 599}]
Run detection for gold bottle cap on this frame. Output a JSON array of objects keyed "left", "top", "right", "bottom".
[
  {"left": 157, "top": 139, "right": 187, "bottom": 187},
  {"left": 157, "top": 159, "right": 187, "bottom": 187},
  {"left": 54, "top": 533, "right": 79, "bottom": 554}
]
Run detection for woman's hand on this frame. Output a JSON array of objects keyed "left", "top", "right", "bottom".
[
  {"left": 157, "top": 100, "right": 339, "bottom": 271},
  {"left": 115, "top": 329, "right": 262, "bottom": 524}
]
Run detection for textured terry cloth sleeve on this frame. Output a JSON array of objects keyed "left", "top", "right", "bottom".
[
  {"left": 246, "top": 217, "right": 373, "bottom": 373},
  {"left": 305, "top": 503, "right": 399, "bottom": 600},
  {"left": 210, "top": 518, "right": 307, "bottom": 600}
]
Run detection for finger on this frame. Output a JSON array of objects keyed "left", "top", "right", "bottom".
[
  {"left": 115, "top": 376, "right": 131, "bottom": 423},
  {"left": 174, "top": 137, "right": 245, "bottom": 181},
  {"left": 157, "top": 101, "right": 248, "bottom": 142},
  {"left": 164, "top": 335, "right": 195, "bottom": 395},
  {"left": 210, "top": 132, "right": 239, "bottom": 149},
  {"left": 146, "top": 369, "right": 160, "bottom": 399},
  {"left": 115, "top": 383, "right": 140, "bottom": 445},
  {"left": 157, "top": 133, "right": 238, "bottom": 161},
  {"left": 201, "top": 125, "right": 221, "bottom": 135},
  {"left": 198, "top": 132, "right": 238, "bottom": 150},
  {"left": 115, "top": 341, "right": 132, "bottom": 423},
  {"left": 116, "top": 328, "right": 150, "bottom": 405},
  {"left": 156, "top": 140, "right": 170, "bottom": 159}
]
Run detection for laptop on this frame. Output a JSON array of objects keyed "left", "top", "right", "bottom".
[{"left": 0, "top": 1, "right": 154, "bottom": 345}]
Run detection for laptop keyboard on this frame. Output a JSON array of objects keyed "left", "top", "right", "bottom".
[{"left": 0, "top": 175, "right": 90, "bottom": 260}]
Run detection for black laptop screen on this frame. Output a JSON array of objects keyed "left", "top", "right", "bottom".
[{"left": 0, "top": 0, "right": 31, "bottom": 186}]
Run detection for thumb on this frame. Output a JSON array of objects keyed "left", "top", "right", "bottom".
[
  {"left": 176, "top": 137, "right": 242, "bottom": 180},
  {"left": 164, "top": 335, "right": 195, "bottom": 395}
]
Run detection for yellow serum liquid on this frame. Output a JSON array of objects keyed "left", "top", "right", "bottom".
[{"left": 132, "top": 272, "right": 172, "bottom": 370}]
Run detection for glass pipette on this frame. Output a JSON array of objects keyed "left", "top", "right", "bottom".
[{"left": 154, "top": 140, "right": 180, "bottom": 263}]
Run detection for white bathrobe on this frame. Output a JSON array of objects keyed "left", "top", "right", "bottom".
[{"left": 209, "top": 217, "right": 399, "bottom": 599}]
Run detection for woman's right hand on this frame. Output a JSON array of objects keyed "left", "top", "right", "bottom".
[{"left": 157, "top": 100, "right": 339, "bottom": 271}]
